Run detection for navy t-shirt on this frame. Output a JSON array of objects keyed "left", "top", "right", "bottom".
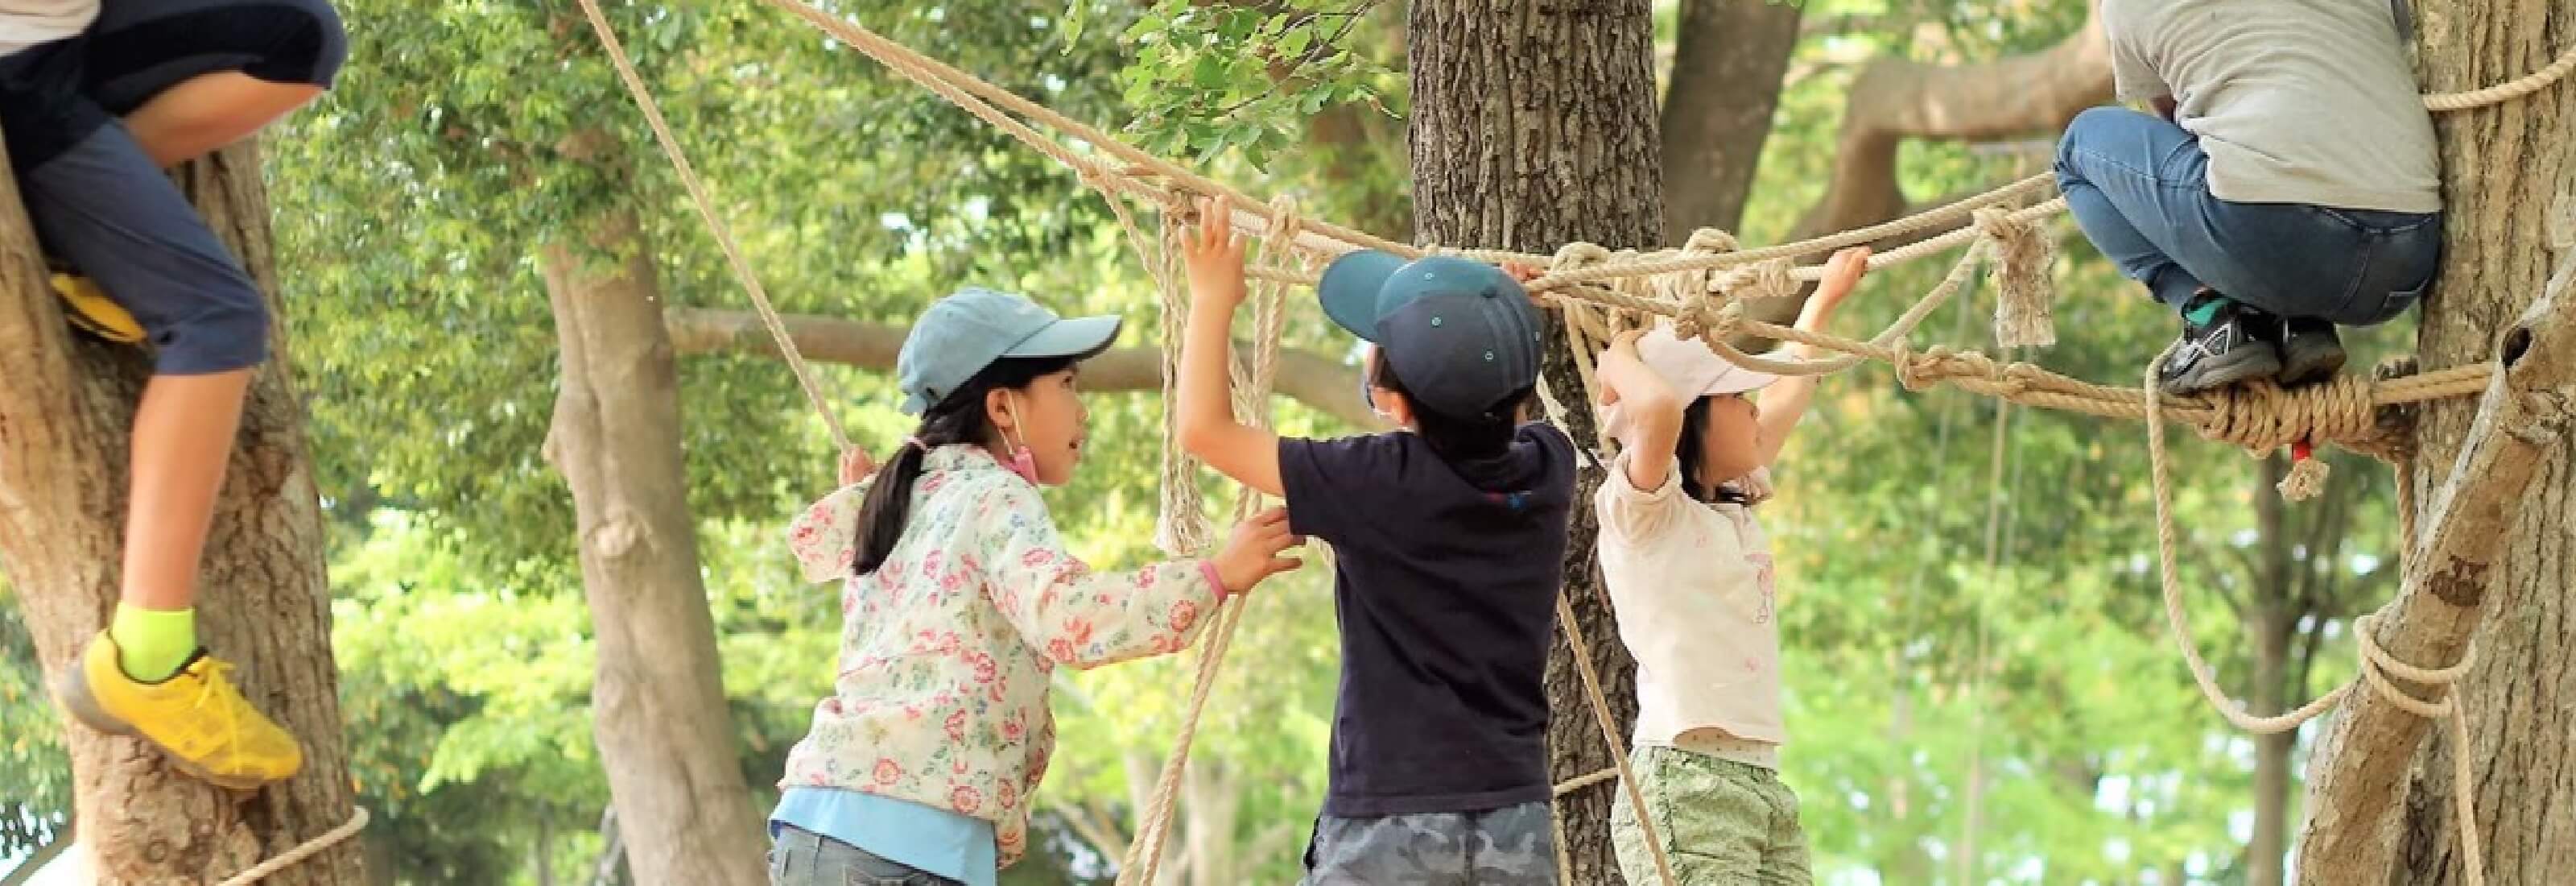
[{"left": 1278, "top": 423, "right": 1577, "bottom": 817}]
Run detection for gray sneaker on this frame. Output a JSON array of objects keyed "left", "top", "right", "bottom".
[
  {"left": 2158, "top": 301, "right": 2282, "bottom": 395},
  {"left": 2276, "top": 317, "right": 2347, "bottom": 387}
]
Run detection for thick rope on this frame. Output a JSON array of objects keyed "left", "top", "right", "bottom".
[
  {"left": 1117, "top": 201, "right": 1307, "bottom": 884},
  {"left": 622, "top": 0, "right": 2549, "bottom": 473},
  {"left": 2143, "top": 355, "right": 2485, "bottom": 884},
  {"left": 574, "top": 0, "right": 850, "bottom": 449},
  {"left": 1113, "top": 593, "right": 1247, "bottom": 886},
  {"left": 732, "top": 0, "right": 2574, "bottom": 401},
  {"left": 213, "top": 807, "right": 369, "bottom": 886},
  {"left": 2422, "top": 43, "right": 2576, "bottom": 110},
  {"left": 638, "top": 10, "right": 2553, "bottom": 877},
  {"left": 1554, "top": 593, "right": 1678, "bottom": 886},
  {"left": 1151, "top": 212, "right": 1215, "bottom": 557}
]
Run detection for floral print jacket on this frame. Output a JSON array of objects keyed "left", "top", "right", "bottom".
[{"left": 780, "top": 445, "right": 1223, "bottom": 867}]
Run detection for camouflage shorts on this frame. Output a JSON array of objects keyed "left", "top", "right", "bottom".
[
  {"left": 1610, "top": 746, "right": 1812, "bottom": 886},
  {"left": 1299, "top": 800, "right": 1557, "bottom": 885}
]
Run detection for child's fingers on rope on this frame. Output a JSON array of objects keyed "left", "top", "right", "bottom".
[
  {"left": 1807, "top": 246, "right": 1873, "bottom": 313},
  {"left": 1194, "top": 196, "right": 1239, "bottom": 255}
]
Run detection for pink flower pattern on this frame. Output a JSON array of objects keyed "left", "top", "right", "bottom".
[{"left": 778, "top": 445, "right": 1220, "bottom": 869}]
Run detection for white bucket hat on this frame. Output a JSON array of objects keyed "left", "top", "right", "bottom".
[{"left": 1600, "top": 325, "right": 1781, "bottom": 444}]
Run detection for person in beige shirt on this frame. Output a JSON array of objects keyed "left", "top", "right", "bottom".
[
  {"left": 1588, "top": 248, "right": 1868, "bottom": 886},
  {"left": 2059, "top": 0, "right": 2443, "bottom": 395}
]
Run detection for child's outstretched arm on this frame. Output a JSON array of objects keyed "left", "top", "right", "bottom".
[
  {"left": 980, "top": 482, "right": 1302, "bottom": 669},
  {"left": 1596, "top": 328, "right": 1686, "bottom": 492},
  {"left": 1176, "top": 196, "right": 1286, "bottom": 497},
  {"left": 1754, "top": 246, "right": 1869, "bottom": 468}
]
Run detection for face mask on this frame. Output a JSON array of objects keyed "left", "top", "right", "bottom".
[
  {"left": 997, "top": 392, "right": 1042, "bottom": 485},
  {"left": 1359, "top": 345, "right": 1391, "bottom": 420}
]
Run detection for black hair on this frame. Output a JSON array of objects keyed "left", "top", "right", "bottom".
[
  {"left": 852, "top": 354, "right": 1079, "bottom": 575},
  {"left": 1675, "top": 395, "right": 1753, "bottom": 506},
  {"left": 1368, "top": 351, "right": 1532, "bottom": 466}
]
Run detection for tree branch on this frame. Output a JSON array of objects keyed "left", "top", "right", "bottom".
[
  {"left": 2296, "top": 248, "right": 2576, "bottom": 880},
  {"left": 1732, "top": 14, "right": 2112, "bottom": 333},
  {"left": 1790, "top": 14, "right": 2110, "bottom": 242},
  {"left": 662, "top": 307, "right": 1385, "bottom": 429}
]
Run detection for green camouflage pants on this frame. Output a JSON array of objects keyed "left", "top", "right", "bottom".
[{"left": 1610, "top": 746, "right": 1813, "bottom": 885}]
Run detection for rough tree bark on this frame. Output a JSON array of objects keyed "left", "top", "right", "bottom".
[
  {"left": 0, "top": 142, "right": 365, "bottom": 884},
  {"left": 2297, "top": 2, "right": 2576, "bottom": 882},
  {"left": 1410, "top": 2, "right": 1664, "bottom": 881},
  {"left": 539, "top": 211, "right": 768, "bottom": 886},
  {"left": 1659, "top": 0, "right": 1802, "bottom": 241}
]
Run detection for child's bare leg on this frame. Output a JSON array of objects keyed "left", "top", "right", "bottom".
[
  {"left": 121, "top": 371, "right": 252, "bottom": 612},
  {"left": 121, "top": 72, "right": 324, "bottom": 168}
]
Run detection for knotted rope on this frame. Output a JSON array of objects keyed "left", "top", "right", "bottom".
[
  {"left": 1117, "top": 199, "right": 1308, "bottom": 886},
  {"left": 579, "top": 7, "right": 2571, "bottom": 880},
  {"left": 1152, "top": 209, "right": 1216, "bottom": 558},
  {"left": 2145, "top": 354, "right": 2486, "bottom": 885}
]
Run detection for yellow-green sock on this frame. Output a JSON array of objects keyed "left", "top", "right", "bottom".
[{"left": 109, "top": 604, "right": 196, "bottom": 683}]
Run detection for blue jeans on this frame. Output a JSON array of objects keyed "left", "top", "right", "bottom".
[
  {"left": 2054, "top": 106, "right": 2441, "bottom": 326},
  {"left": 770, "top": 824, "right": 961, "bottom": 886}
]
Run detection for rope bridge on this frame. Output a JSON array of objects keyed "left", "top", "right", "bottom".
[{"left": 555, "top": 2, "right": 2570, "bottom": 884}]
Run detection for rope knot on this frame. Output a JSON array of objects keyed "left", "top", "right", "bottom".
[
  {"left": 1265, "top": 195, "right": 1304, "bottom": 245},
  {"left": 2189, "top": 374, "right": 2382, "bottom": 499},
  {"left": 1713, "top": 258, "right": 1799, "bottom": 302},
  {"left": 1671, "top": 294, "right": 1743, "bottom": 344},
  {"left": 1895, "top": 343, "right": 1982, "bottom": 393},
  {"left": 1975, "top": 207, "right": 2058, "bottom": 349},
  {"left": 1551, "top": 242, "right": 1612, "bottom": 274},
  {"left": 1682, "top": 228, "right": 1741, "bottom": 255}
]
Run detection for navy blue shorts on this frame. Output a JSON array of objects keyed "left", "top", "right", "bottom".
[{"left": 0, "top": 0, "right": 347, "bottom": 374}]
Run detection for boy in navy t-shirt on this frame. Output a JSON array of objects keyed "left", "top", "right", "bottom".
[{"left": 1175, "top": 198, "right": 1573, "bottom": 884}]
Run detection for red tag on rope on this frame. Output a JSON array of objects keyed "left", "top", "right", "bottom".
[{"left": 2291, "top": 438, "right": 2315, "bottom": 462}]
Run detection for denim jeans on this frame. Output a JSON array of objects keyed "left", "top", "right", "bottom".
[
  {"left": 2054, "top": 106, "right": 2442, "bottom": 326},
  {"left": 770, "top": 824, "right": 962, "bottom": 886}
]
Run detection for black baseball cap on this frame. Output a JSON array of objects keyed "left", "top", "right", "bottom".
[{"left": 1318, "top": 250, "right": 1543, "bottom": 417}]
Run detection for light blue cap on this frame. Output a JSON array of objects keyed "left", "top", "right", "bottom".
[{"left": 895, "top": 288, "right": 1122, "bottom": 414}]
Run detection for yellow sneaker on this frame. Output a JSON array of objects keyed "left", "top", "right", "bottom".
[
  {"left": 54, "top": 632, "right": 303, "bottom": 790},
  {"left": 50, "top": 273, "right": 144, "bottom": 344}
]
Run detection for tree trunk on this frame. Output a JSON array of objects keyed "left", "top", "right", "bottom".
[
  {"left": 1410, "top": 2, "right": 1664, "bottom": 882},
  {"left": 540, "top": 211, "right": 768, "bottom": 886},
  {"left": 2296, "top": 2, "right": 2576, "bottom": 881},
  {"left": 0, "top": 142, "right": 364, "bottom": 884},
  {"left": 1659, "top": 0, "right": 1801, "bottom": 241}
]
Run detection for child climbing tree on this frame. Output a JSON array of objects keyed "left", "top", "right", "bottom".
[{"left": 0, "top": 144, "right": 365, "bottom": 882}]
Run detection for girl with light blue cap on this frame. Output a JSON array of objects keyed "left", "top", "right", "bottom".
[{"left": 770, "top": 288, "right": 1306, "bottom": 885}]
